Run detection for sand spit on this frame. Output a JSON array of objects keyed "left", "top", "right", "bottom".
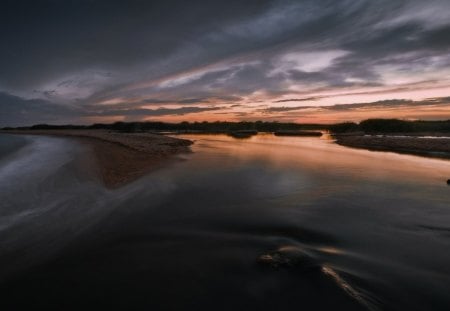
[
  {"left": 1, "top": 130, "right": 193, "bottom": 188},
  {"left": 334, "top": 135, "right": 450, "bottom": 160}
]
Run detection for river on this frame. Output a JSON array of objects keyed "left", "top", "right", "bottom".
[{"left": 0, "top": 133, "right": 449, "bottom": 310}]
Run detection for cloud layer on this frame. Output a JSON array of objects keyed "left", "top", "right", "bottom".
[{"left": 1, "top": 0, "right": 450, "bottom": 125}]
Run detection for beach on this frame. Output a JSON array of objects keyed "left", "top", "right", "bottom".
[{"left": 1, "top": 130, "right": 192, "bottom": 187}]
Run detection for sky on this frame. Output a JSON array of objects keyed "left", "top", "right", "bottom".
[{"left": 1, "top": 0, "right": 450, "bottom": 126}]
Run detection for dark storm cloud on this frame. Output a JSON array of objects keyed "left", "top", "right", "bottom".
[
  {"left": 261, "top": 106, "right": 313, "bottom": 113},
  {"left": 1, "top": 0, "right": 450, "bottom": 125},
  {"left": 121, "top": 98, "right": 210, "bottom": 105},
  {"left": 273, "top": 97, "right": 322, "bottom": 103},
  {"left": 88, "top": 106, "right": 222, "bottom": 117},
  {"left": 0, "top": 92, "right": 81, "bottom": 126},
  {"left": 262, "top": 97, "right": 450, "bottom": 113},
  {"left": 80, "top": 95, "right": 241, "bottom": 111},
  {"left": 0, "top": 0, "right": 275, "bottom": 91},
  {"left": 328, "top": 97, "right": 450, "bottom": 111},
  {"left": 0, "top": 90, "right": 224, "bottom": 126}
]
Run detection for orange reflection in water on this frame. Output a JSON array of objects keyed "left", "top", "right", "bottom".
[{"left": 177, "top": 133, "right": 450, "bottom": 185}]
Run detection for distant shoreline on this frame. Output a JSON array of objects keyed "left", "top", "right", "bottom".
[
  {"left": 333, "top": 134, "right": 450, "bottom": 160},
  {"left": 0, "top": 129, "right": 193, "bottom": 188}
]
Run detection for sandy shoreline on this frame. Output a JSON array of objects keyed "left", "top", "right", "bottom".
[
  {"left": 334, "top": 134, "right": 450, "bottom": 160},
  {"left": 1, "top": 130, "right": 193, "bottom": 188}
]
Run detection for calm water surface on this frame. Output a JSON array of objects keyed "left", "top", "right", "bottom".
[{"left": 0, "top": 133, "right": 449, "bottom": 310}]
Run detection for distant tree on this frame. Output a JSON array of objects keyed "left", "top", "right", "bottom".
[
  {"left": 359, "top": 119, "right": 414, "bottom": 133},
  {"left": 328, "top": 122, "right": 360, "bottom": 133}
]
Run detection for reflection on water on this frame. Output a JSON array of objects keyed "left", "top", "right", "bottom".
[
  {"left": 0, "top": 133, "right": 450, "bottom": 311},
  {"left": 183, "top": 133, "right": 450, "bottom": 184},
  {"left": 321, "top": 265, "right": 379, "bottom": 311}
]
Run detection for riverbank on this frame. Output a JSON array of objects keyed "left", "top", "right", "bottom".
[
  {"left": 0, "top": 130, "right": 193, "bottom": 187},
  {"left": 334, "top": 134, "right": 450, "bottom": 160}
]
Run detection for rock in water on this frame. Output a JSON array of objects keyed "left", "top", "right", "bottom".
[
  {"left": 447, "top": 179, "right": 450, "bottom": 185},
  {"left": 257, "top": 246, "right": 317, "bottom": 270}
]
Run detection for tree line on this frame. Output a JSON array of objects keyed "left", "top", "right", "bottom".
[
  {"left": 2, "top": 121, "right": 324, "bottom": 132},
  {"left": 329, "top": 119, "right": 450, "bottom": 133},
  {"left": 2, "top": 119, "right": 450, "bottom": 134}
]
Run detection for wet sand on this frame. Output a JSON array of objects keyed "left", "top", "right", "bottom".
[
  {"left": 1, "top": 130, "right": 193, "bottom": 187},
  {"left": 334, "top": 135, "right": 450, "bottom": 160}
]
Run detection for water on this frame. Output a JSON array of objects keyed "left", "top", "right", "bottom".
[{"left": 0, "top": 133, "right": 449, "bottom": 310}]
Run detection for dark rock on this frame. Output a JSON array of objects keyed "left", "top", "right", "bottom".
[
  {"left": 257, "top": 245, "right": 317, "bottom": 270},
  {"left": 228, "top": 130, "right": 258, "bottom": 139},
  {"left": 447, "top": 179, "right": 450, "bottom": 185}
]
